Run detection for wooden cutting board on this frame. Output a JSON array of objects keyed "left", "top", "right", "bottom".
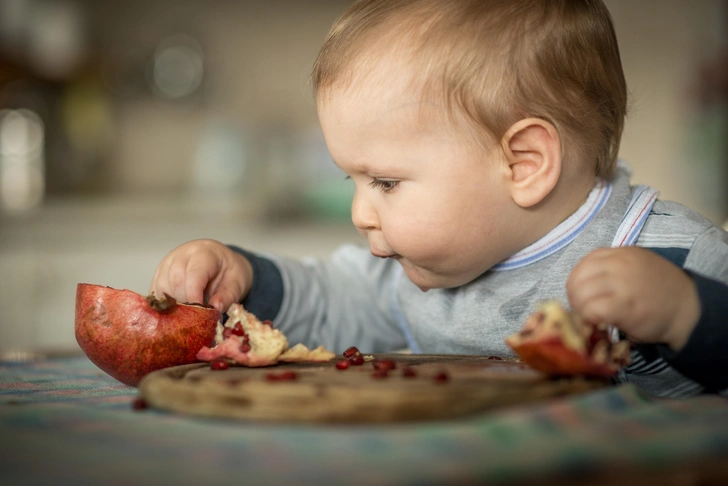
[{"left": 138, "top": 354, "right": 607, "bottom": 424}]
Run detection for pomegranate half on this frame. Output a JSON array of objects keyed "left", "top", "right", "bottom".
[{"left": 75, "top": 283, "right": 221, "bottom": 386}]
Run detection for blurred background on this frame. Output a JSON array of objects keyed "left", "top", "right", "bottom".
[{"left": 0, "top": 0, "right": 726, "bottom": 353}]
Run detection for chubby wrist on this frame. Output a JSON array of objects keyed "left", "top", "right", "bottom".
[
  {"left": 664, "top": 272, "right": 700, "bottom": 351},
  {"left": 227, "top": 245, "right": 285, "bottom": 321}
]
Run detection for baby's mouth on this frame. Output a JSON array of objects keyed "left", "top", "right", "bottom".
[{"left": 371, "top": 250, "right": 401, "bottom": 259}]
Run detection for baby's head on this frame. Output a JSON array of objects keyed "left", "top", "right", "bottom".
[
  {"left": 311, "top": 0, "right": 628, "bottom": 290},
  {"left": 312, "top": 0, "right": 627, "bottom": 178}
]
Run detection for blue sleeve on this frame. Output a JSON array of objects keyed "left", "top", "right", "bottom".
[
  {"left": 228, "top": 245, "right": 284, "bottom": 322},
  {"left": 657, "top": 271, "right": 728, "bottom": 392}
]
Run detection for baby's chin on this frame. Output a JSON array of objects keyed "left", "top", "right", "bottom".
[{"left": 400, "top": 262, "right": 474, "bottom": 292}]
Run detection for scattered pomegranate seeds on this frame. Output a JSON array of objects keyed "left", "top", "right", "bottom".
[
  {"left": 371, "top": 369, "right": 389, "bottom": 379},
  {"left": 131, "top": 397, "right": 148, "bottom": 410},
  {"left": 231, "top": 322, "right": 246, "bottom": 336},
  {"left": 349, "top": 355, "right": 365, "bottom": 366},
  {"left": 343, "top": 346, "right": 360, "bottom": 358},
  {"left": 373, "top": 359, "right": 397, "bottom": 371},
  {"left": 335, "top": 360, "right": 350, "bottom": 370},
  {"left": 211, "top": 360, "right": 229, "bottom": 370},
  {"left": 433, "top": 371, "right": 449, "bottom": 383},
  {"left": 401, "top": 366, "right": 417, "bottom": 378}
]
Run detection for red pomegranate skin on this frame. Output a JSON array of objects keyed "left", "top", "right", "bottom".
[
  {"left": 508, "top": 337, "right": 619, "bottom": 378},
  {"left": 75, "top": 283, "right": 221, "bottom": 386}
]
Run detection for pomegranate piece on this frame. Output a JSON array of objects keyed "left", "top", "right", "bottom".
[
  {"left": 210, "top": 360, "right": 229, "bottom": 371},
  {"left": 373, "top": 359, "right": 397, "bottom": 371},
  {"left": 197, "top": 304, "right": 288, "bottom": 367},
  {"left": 349, "top": 355, "right": 365, "bottom": 366},
  {"left": 74, "top": 283, "right": 221, "bottom": 387},
  {"left": 343, "top": 346, "right": 360, "bottom": 358},
  {"left": 335, "top": 359, "right": 350, "bottom": 370},
  {"left": 505, "top": 301, "right": 631, "bottom": 378},
  {"left": 278, "top": 344, "right": 336, "bottom": 363}
]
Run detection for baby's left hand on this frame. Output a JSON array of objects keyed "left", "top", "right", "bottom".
[{"left": 566, "top": 247, "right": 701, "bottom": 351}]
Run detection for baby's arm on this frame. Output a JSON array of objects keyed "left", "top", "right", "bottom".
[
  {"left": 151, "top": 241, "right": 406, "bottom": 353},
  {"left": 149, "top": 239, "right": 253, "bottom": 313}
]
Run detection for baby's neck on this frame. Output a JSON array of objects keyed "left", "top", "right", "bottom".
[{"left": 522, "top": 173, "right": 597, "bottom": 250}]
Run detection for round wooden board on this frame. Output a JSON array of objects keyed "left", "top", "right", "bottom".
[{"left": 138, "top": 354, "right": 608, "bottom": 423}]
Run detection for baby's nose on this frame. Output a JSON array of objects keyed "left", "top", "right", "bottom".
[{"left": 351, "top": 191, "right": 379, "bottom": 232}]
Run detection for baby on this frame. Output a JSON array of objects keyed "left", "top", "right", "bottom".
[{"left": 150, "top": 0, "right": 728, "bottom": 397}]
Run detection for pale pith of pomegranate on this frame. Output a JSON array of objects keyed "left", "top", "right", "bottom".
[
  {"left": 506, "top": 301, "right": 630, "bottom": 378},
  {"left": 75, "top": 283, "right": 221, "bottom": 387},
  {"left": 196, "top": 304, "right": 336, "bottom": 367}
]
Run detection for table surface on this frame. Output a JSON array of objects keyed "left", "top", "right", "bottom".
[{"left": 2, "top": 355, "right": 728, "bottom": 486}]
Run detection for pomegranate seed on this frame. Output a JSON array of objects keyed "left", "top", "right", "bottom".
[
  {"left": 222, "top": 328, "right": 233, "bottom": 339},
  {"left": 402, "top": 366, "right": 417, "bottom": 378},
  {"left": 279, "top": 370, "right": 297, "bottom": 380},
  {"left": 335, "top": 360, "right": 350, "bottom": 370},
  {"left": 433, "top": 371, "right": 449, "bottom": 383},
  {"left": 487, "top": 355, "right": 503, "bottom": 361},
  {"left": 262, "top": 320, "right": 274, "bottom": 327},
  {"left": 349, "top": 355, "right": 364, "bottom": 366},
  {"left": 343, "top": 346, "right": 360, "bottom": 358},
  {"left": 240, "top": 341, "right": 251, "bottom": 353},
  {"left": 265, "top": 371, "right": 297, "bottom": 381},
  {"left": 373, "top": 359, "right": 397, "bottom": 371},
  {"left": 211, "top": 360, "right": 229, "bottom": 370},
  {"left": 231, "top": 322, "right": 246, "bottom": 336},
  {"left": 132, "top": 397, "right": 148, "bottom": 410}
]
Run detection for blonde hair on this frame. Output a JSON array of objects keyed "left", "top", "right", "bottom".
[{"left": 311, "top": 0, "right": 628, "bottom": 178}]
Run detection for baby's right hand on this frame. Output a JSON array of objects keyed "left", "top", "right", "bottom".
[{"left": 149, "top": 239, "right": 253, "bottom": 313}]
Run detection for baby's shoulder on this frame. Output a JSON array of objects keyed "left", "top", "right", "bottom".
[{"left": 637, "top": 200, "right": 719, "bottom": 250}]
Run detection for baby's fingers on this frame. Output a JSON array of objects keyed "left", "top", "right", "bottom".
[
  {"left": 208, "top": 280, "right": 243, "bottom": 313},
  {"left": 183, "top": 253, "right": 223, "bottom": 305}
]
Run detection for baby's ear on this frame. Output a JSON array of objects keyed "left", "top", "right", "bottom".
[{"left": 501, "top": 118, "right": 561, "bottom": 208}]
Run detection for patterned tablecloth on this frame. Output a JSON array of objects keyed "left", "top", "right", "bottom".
[{"left": 2, "top": 355, "right": 728, "bottom": 486}]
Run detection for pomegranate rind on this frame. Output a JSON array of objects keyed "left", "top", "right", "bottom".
[
  {"left": 505, "top": 336, "right": 620, "bottom": 377},
  {"left": 505, "top": 301, "right": 630, "bottom": 378},
  {"left": 74, "top": 283, "right": 221, "bottom": 387}
]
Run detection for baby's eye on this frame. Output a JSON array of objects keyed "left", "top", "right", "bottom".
[{"left": 369, "top": 179, "right": 399, "bottom": 192}]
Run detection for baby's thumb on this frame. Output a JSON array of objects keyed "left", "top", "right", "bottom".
[{"left": 209, "top": 285, "right": 240, "bottom": 314}]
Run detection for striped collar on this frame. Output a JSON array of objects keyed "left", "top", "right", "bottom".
[{"left": 491, "top": 179, "right": 612, "bottom": 271}]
